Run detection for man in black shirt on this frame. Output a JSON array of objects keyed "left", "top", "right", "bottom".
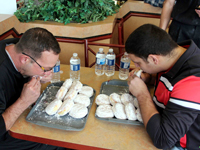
[
  {"left": 160, "top": 0, "right": 200, "bottom": 48},
  {"left": 0, "top": 28, "right": 66, "bottom": 150}
]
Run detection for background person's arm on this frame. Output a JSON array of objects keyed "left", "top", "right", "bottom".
[{"left": 159, "top": 0, "right": 175, "bottom": 30}]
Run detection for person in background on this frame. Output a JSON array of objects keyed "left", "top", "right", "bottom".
[
  {"left": 160, "top": 0, "right": 200, "bottom": 48},
  {"left": 144, "top": 0, "right": 164, "bottom": 8},
  {"left": 0, "top": 27, "right": 67, "bottom": 150},
  {"left": 126, "top": 24, "right": 200, "bottom": 150}
]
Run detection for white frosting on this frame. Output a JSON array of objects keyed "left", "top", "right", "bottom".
[
  {"left": 62, "top": 78, "right": 73, "bottom": 90},
  {"left": 55, "top": 86, "right": 68, "bottom": 100},
  {"left": 45, "top": 99, "right": 62, "bottom": 115},
  {"left": 69, "top": 104, "right": 88, "bottom": 119},
  {"left": 121, "top": 93, "right": 134, "bottom": 105},
  {"left": 74, "top": 94, "right": 90, "bottom": 107},
  {"left": 125, "top": 103, "right": 137, "bottom": 120},
  {"left": 112, "top": 103, "right": 127, "bottom": 119},
  {"left": 96, "top": 105, "right": 114, "bottom": 118},
  {"left": 70, "top": 81, "right": 83, "bottom": 92},
  {"left": 79, "top": 86, "right": 93, "bottom": 97},
  {"left": 133, "top": 97, "right": 139, "bottom": 108},
  {"left": 57, "top": 99, "right": 74, "bottom": 116},
  {"left": 95, "top": 94, "right": 110, "bottom": 105},
  {"left": 109, "top": 93, "right": 121, "bottom": 105},
  {"left": 134, "top": 69, "right": 143, "bottom": 77},
  {"left": 63, "top": 89, "right": 78, "bottom": 101},
  {"left": 136, "top": 108, "right": 143, "bottom": 123}
]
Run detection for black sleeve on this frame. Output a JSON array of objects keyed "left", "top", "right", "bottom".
[
  {"left": 146, "top": 101, "right": 198, "bottom": 149},
  {"left": 0, "top": 115, "right": 6, "bottom": 138},
  {"left": 0, "top": 88, "right": 7, "bottom": 138}
]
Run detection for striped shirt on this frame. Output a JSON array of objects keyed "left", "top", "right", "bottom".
[{"left": 146, "top": 40, "right": 200, "bottom": 150}]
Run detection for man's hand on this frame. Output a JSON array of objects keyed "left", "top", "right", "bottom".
[
  {"left": 128, "top": 74, "right": 149, "bottom": 98},
  {"left": 19, "top": 76, "right": 41, "bottom": 106},
  {"left": 129, "top": 69, "right": 152, "bottom": 84},
  {"left": 2, "top": 76, "right": 41, "bottom": 131}
]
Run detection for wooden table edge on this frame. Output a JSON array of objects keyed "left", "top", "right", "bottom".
[{"left": 8, "top": 130, "right": 110, "bottom": 150}]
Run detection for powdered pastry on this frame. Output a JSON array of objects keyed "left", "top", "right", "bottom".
[
  {"left": 63, "top": 88, "right": 77, "bottom": 101},
  {"left": 45, "top": 99, "right": 62, "bottom": 115},
  {"left": 136, "top": 108, "right": 143, "bottom": 123},
  {"left": 57, "top": 99, "right": 74, "bottom": 116},
  {"left": 96, "top": 105, "right": 114, "bottom": 118},
  {"left": 133, "top": 97, "right": 139, "bottom": 108},
  {"left": 134, "top": 69, "right": 143, "bottom": 77},
  {"left": 74, "top": 94, "right": 90, "bottom": 107},
  {"left": 95, "top": 94, "right": 110, "bottom": 105},
  {"left": 70, "top": 81, "right": 83, "bottom": 92},
  {"left": 69, "top": 104, "right": 88, "bottom": 119},
  {"left": 125, "top": 103, "right": 137, "bottom": 120},
  {"left": 55, "top": 86, "right": 68, "bottom": 100},
  {"left": 112, "top": 103, "right": 127, "bottom": 119},
  {"left": 79, "top": 86, "right": 93, "bottom": 97},
  {"left": 109, "top": 93, "right": 121, "bottom": 105},
  {"left": 121, "top": 93, "right": 134, "bottom": 105},
  {"left": 62, "top": 78, "right": 73, "bottom": 89}
]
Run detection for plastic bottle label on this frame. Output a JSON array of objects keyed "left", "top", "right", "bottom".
[
  {"left": 70, "top": 64, "right": 80, "bottom": 71},
  {"left": 120, "top": 61, "right": 130, "bottom": 69},
  {"left": 106, "top": 59, "right": 115, "bottom": 66},
  {"left": 96, "top": 58, "right": 105, "bottom": 65},
  {"left": 53, "top": 65, "right": 60, "bottom": 73}
]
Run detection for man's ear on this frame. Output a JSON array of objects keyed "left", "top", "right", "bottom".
[
  {"left": 20, "top": 54, "right": 29, "bottom": 65},
  {"left": 147, "top": 54, "right": 159, "bottom": 65}
]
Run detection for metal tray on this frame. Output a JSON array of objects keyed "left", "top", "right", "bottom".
[
  {"left": 95, "top": 79, "right": 143, "bottom": 126},
  {"left": 26, "top": 81, "right": 96, "bottom": 131}
]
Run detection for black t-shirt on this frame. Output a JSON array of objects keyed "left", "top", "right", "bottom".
[
  {"left": 171, "top": 0, "right": 200, "bottom": 25},
  {"left": 0, "top": 39, "right": 65, "bottom": 150}
]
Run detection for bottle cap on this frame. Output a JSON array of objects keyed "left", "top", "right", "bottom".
[
  {"left": 73, "top": 53, "right": 78, "bottom": 57},
  {"left": 99, "top": 48, "right": 103, "bottom": 52},
  {"left": 109, "top": 48, "right": 113, "bottom": 52}
]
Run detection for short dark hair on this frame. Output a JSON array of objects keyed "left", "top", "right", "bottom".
[
  {"left": 125, "top": 24, "right": 178, "bottom": 61},
  {"left": 15, "top": 27, "right": 61, "bottom": 59}
]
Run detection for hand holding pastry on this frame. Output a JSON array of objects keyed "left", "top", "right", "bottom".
[{"left": 19, "top": 76, "right": 41, "bottom": 107}]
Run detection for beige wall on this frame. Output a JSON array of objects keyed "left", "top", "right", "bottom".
[{"left": 1, "top": 1, "right": 165, "bottom": 69}]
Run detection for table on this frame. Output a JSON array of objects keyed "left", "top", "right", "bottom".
[{"left": 9, "top": 65, "right": 160, "bottom": 150}]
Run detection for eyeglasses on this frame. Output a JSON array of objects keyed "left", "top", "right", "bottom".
[{"left": 22, "top": 52, "right": 55, "bottom": 72}]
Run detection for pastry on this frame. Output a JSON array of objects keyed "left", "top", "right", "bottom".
[
  {"left": 69, "top": 104, "right": 88, "bottom": 119},
  {"left": 57, "top": 99, "right": 74, "bottom": 116},
  {"left": 125, "top": 103, "right": 137, "bottom": 120},
  {"left": 70, "top": 81, "right": 83, "bottom": 92},
  {"left": 136, "top": 108, "right": 143, "bottom": 123},
  {"left": 95, "top": 94, "right": 110, "bottom": 105},
  {"left": 109, "top": 93, "right": 121, "bottom": 105},
  {"left": 63, "top": 88, "right": 78, "bottom": 101},
  {"left": 133, "top": 97, "right": 139, "bottom": 108},
  {"left": 134, "top": 69, "right": 143, "bottom": 77},
  {"left": 55, "top": 86, "right": 68, "bottom": 100},
  {"left": 96, "top": 105, "right": 114, "bottom": 118},
  {"left": 45, "top": 99, "right": 62, "bottom": 115},
  {"left": 121, "top": 93, "right": 134, "bottom": 105},
  {"left": 79, "top": 86, "right": 93, "bottom": 97},
  {"left": 73, "top": 94, "right": 90, "bottom": 107},
  {"left": 62, "top": 78, "right": 73, "bottom": 89},
  {"left": 112, "top": 103, "right": 127, "bottom": 119}
]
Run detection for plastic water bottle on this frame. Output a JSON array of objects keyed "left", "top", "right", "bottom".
[
  {"left": 95, "top": 48, "right": 105, "bottom": 76},
  {"left": 119, "top": 52, "right": 130, "bottom": 80},
  {"left": 70, "top": 53, "right": 80, "bottom": 81},
  {"left": 105, "top": 48, "right": 115, "bottom": 76},
  {"left": 51, "top": 60, "right": 60, "bottom": 83}
]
